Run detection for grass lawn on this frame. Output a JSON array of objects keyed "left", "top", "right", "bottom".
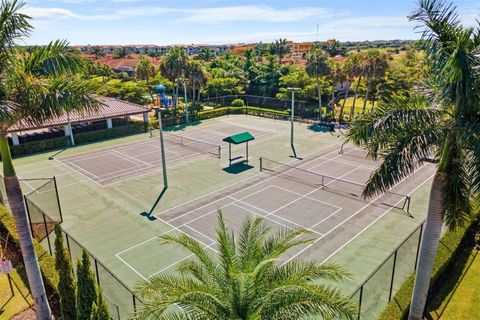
[
  {"left": 427, "top": 248, "right": 480, "bottom": 320},
  {"left": 335, "top": 97, "right": 374, "bottom": 116},
  {"left": 0, "top": 268, "right": 33, "bottom": 319}
]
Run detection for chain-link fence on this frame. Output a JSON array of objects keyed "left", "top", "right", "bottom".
[
  {"left": 350, "top": 222, "right": 425, "bottom": 319},
  {"left": 0, "top": 175, "right": 141, "bottom": 319}
]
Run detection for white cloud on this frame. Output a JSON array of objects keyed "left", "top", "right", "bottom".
[{"left": 181, "top": 6, "right": 331, "bottom": 23}]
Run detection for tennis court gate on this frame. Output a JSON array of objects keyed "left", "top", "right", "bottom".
[{"left": 0, "top": 176, "right": 142, "bottom": 319}]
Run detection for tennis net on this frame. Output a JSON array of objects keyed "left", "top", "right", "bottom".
[
  {"left": 150, "top": 129, "right": 221, "bottom": 158},
  {"left": 259, "top": 157, "right": 411, "bottom": 212}
]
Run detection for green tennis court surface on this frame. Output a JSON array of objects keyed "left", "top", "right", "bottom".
[{"left": 9, "top": 115, "right": 436, "bottom": 318}]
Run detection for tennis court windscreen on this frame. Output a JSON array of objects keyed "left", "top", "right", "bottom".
[{"left": 259, "top": 157, "right": 411, "bottom": 212}]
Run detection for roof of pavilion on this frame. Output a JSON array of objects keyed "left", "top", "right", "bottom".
[{"left": 8, "top": 97, "right": 148, "bottom": 133}]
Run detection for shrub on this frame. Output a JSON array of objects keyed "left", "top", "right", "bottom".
[
  {"left": 10, "top": 136, "right": 69, "bottom": 157},
  {"left": 55, "top": 225, "right": 77, "bottom": 320},
  {"left": 231, "top": 99, "right": 244, "bottom": 107},
  {"left": 379, "top": 217, "right": 479, "bottom": 320},
  {"left": 76, "top": 249, "right": 97, "bottom": 320}
]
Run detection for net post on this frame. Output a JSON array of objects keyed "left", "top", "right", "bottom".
[
  {"left": 218, "top": 146, "right": 221, "bottom": 159},
  {"left": 407, "top": 196, "right": 411, "bottom": 213},
  {"left": 53, "top": 176, "right": 63, "bottom": 222},
  {"left": 259, "top": 157, "right": 263, "bottom": 171},
  {"left": 133, "top": 295, "right": 137, "bottom": 316}
]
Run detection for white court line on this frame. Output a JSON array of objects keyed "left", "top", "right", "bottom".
[
  {"left": 160, "top": 145, "right": 345, "bottom": 222},
  {"left": 320, "top": 170, "right": 436, "bottom": 264},
  {"left": 54, "top": 158, "right": 104, "bottom": 187},
  {"left": 230, "top": 199, "right": 324, "bottom": 237},
  {"left": 116, "top": 254, "right": 150, "bottom": 282},
  {"left": 114, "top": 143, "right": 345, "bottom": 275},
  {"left": 282, "top": 165, "right": 430, "bottom": 265},
  {"left": 112, "top": 150, "right": 151, "bottom": 166},
  {"left": 271, "top": 185, "right": 342, "bottom": 210}
]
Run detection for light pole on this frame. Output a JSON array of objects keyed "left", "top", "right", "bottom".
[
  {"left": 287, "top": 87, "right": 300, "bottom": 158},
  {"left": 183, "top": 79, "right": 189, "bottom": 124},
  {"left": 142, "top": 106, "right": 168, "bottom": 219}
]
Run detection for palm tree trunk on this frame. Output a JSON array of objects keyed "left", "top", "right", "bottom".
[
  {"left": 362, "top": 80, "right": 370, "bottom": 114},
  {"left": 351, "top": 75, "right": 362, "bottom": 117},
  {"left": 408, "top": 171, "right": 445, "bottom": 320},
  {"left": 0, "top": 136, "right": 52, "bottom": 320},
  {"left": 339, "top": 85, "right": 349, "bottom": 121},
  {"left": 317, "top": 76, "right": 322, "bottom": 118}
]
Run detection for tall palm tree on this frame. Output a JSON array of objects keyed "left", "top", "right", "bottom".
[
  {"left": 361, "top": 50, "right": 388, "bottom": 113},
  {"left": 306, "top": 48, "right": 330, "bottom": 118},
  {"left": 269, "top": 38, "right": 291, "bottom": 62},
  {"left": 329, "top": 59, "right": 346, "bottom": 117},
  {"left": 136, "top": 212, "right": 356, "bottom": 319},
  {"left": 346, "top": 1, "right": 480, "bottom": 319},
  {"left": 0, "top": 2, "right": 101, "bottom": 318},
  {"left": 184, "top": 60, "right": 209, "bottom": 104},
  {"left": 136, "top": 57, "right": 157, "bottom": 101},
  {"left": 349, "top": 52, "right": 366, "bottom": 117},
  {"left": 160, "top": 47, "right": 188, "bottom": 111}
]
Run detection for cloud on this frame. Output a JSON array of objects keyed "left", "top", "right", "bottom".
[{"left": 181, "top": 6, "right": 331, "bottom": 23}]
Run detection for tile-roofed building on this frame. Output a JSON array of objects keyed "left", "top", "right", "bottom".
[{"left": 8, "top": 97, "right": 149, "bottom": 146}]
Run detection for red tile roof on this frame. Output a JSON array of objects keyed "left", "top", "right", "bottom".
[{"left": 9, "top": 97, "right": 148, "bottom": 132}]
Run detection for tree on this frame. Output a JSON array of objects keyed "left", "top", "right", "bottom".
[
  {"left": 112, "top": 47, "right": 128, "bottom": 59},
  {"left": 269, "top": 38, "right": 291, "bottom": 61},
  {"left": 348, "top": 52, "right": 367, "bottom": 116},
  {"left": 346, "top": 2, "right": 480, "bottom": 319},
  {"left": 196, "top": 48, "right": 215, "bottom": 62},
  {"left": 361, "top": 49, "right": 388, "bottom": 112},
  {"left": 339, "top": 55, "right": 360, "bottom": 119},
  {"left": 0, "top": 2, "right": 101, "bottom": 319},
  {"left": 91, "top": 288, "right": 110, "bottom": 320},
  {"left": 54, "top": 225, "right": 77, "bottom": 320},
  {"left": 136, "top": 212, "right": 356, "bottom": 319},
  {"left": 160, "top": 47, "right": 188, "bottom": 111},
  {"left": 306, "top": 48, "right": 330, "bottom": 117},
  {"left": 184, "top": 60, "right": 209, "bottom": 104},
  {"left": 136, "top": 57, "right": 157, "bottom": 101},
  {"left": 90, "top": 46, "right": 105, "bottom": 59},
  {"left": 329, "top": 59, "right": 346, "bottom": 116},
  {"left": 76, "top": 249, "right": 97, "bottom": 320}
]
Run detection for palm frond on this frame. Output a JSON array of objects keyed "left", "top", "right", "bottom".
[
  {"left": 0, "top": 99, "right": 18, "bottom": 128},
  {"left": 20, "top": 39, "right": 85, "bottom": 77},
  {"left": 12, "top": 75, "right": 101, "bottom": 127},
  {"left": 0, "top": 0, "right": 31, "bottom": 59}
]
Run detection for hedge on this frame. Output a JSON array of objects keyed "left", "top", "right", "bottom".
[
  {"left": 379, "top": 217, "right": 479, "bottom": 320},
  {"left": 11, "top": 136, "right": 69, "bottom": 157},
  {"left": 10, "top": 122, "right": 148, "bottom": 157},
  {"left": 0, "top": 204, "right": 60, "bottom": 315},
  {"left": 196, "top": 106, "right": 288, "bottom": 121}
]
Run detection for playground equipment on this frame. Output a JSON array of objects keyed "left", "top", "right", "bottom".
[{"left": 154, "top": 84, "right": 171, "bottom": 107}]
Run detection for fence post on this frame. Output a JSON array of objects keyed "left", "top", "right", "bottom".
[
  {"left": 388, "top": 250, "right": 398, "bottom": 302},
  {"left": 53, "top": 177, "right": 63, "bottom": 222},
  {"left": 357, "top": 286, "right": 363, "bottom": 320},
  {"left": 414, "top": 223, "right": 424, "bottom": 271},
  {"left": 42, "top": 213, "right": 52, "bottom": 255},
  {"left": 94, "top": 259, "right": 100, "bottom": 286},
  {"left": 65, "top": 233, "right": 72, "bottom": 261},
  {"left": 24, "top": 196, "right": 35, "bottom": 238},
  {"left": 133, "top": 295, "right": 137, "bottom": 317}
]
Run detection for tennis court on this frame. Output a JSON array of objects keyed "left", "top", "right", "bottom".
[
  {"left": 56, "top": 122, "right": 272, "bottom": 186},
  {"left": 115, "top": 145, "right": 436, "bottom": 281}
]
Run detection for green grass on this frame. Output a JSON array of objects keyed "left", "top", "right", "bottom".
[
  {"left": 427, "top": 248, "right": 480, "bottom": 320},
  {"left": 0, "top": 268, "right": 33, "bottom": 319}
]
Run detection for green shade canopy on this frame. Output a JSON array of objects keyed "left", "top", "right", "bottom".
[{"left": 223, "top": 132, "right": 255, "bottom": 145}]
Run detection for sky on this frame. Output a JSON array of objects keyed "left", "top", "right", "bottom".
[{"left": 22, "top": 0, "right": 479, "bottom": 45}]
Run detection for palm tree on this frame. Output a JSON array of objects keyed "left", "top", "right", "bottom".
[
  {"left": 196, "top": 48, "right": 215, "bottom": 62},
  {"left": 346, "top": 1, "right": 480, "bottom": 319},
  {"left": 184, "top": 60, "right": 209, "bottom": 104},
  {"left": 269, "top": 38, "right": 291, "bottom": 62},
  {"left": 361, "top": 50, "right": 388, "bottom": 113},
  {"left": 341, "top": 54, "right": 360, "bottom": 120},
  {"left": 0, "top": 2, "right": 101, "bottom": 318},
  {"left": 90, "top": 46, "right": 105, "bottom": 60},
  {"left": 349, "top": 52, "right": 366, "bottom": 117},
  {"left": 329, "top": 59, "right": 346, "bottom": 118},
  {"left": 136, "top": 212, "right": 356, "bottom": 319},
  {"left": 136, "top": 57, "right": 157, "bottom": 101},
  {"left": 306, "top": 48, "right": 330, "bottom": 118},
  {"left": 160, "top": 47, "right": 188, "bottom": 111}
]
